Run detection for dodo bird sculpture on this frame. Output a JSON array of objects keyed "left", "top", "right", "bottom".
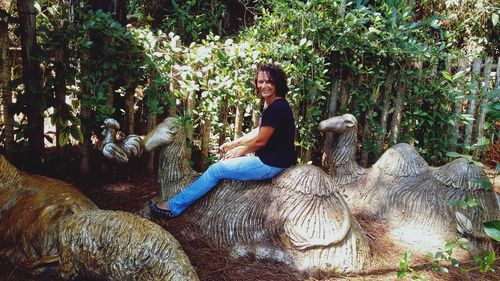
[
  {"left": 318, "top": 113, "right": 500, "bottom": 252},
  {"left": 0, "top": 154, "right": 198, "bottom": 281},
  {"left": 142, "top": 117, "right": 371, "bottom": 275},
  {"left": 100, "top": 117, "right": 143, "bottom": 163}
]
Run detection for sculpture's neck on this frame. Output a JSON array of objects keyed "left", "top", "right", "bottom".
[
  {"left": 328, "top": 128, "right": 365, "bottom": 184},
  {"left": 158, "top": 140, "right": 195, "bottom": 183},
  {"left": 0, "top": 155, "right": 21, "bottom": 188},
  {"left": 103, "top": 128, "right": 116, "bottom": 145}
]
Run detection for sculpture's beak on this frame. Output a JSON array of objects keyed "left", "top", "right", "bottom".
[
  {"left": 318, "top": 119, "right": 330, "bottom": 132},
  {"left": 318, "top": 117, "right": 337, "bottom": 132},
  {"left": 143, "top": 123, "right": 177, "bottom": 152},
  {"left": 318, "top": 116, "right": 348, "bottom": 134}
]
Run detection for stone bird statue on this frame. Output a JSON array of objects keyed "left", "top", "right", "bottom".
[
  {"left": 142, "top": 117, "right": 371, "bottom": 275},
  {"left": 0, "top": 154, "right": 198, "bottom": 281},
  {"left": 100, "top": 118, "right": 143, "bottom": 163},
  {"left": 318, "top": 113, "right": 500, "bottom": 253}
]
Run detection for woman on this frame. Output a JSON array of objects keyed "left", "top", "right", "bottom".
[{"left": 149, "top": 63, "right": 296, "bottom": 218}]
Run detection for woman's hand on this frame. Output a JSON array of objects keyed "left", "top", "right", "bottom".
[
  {"left": 222, "top": 147, "right": 243, "bottom": 160},
  {"left": 219, "top": 141, "right": 236, "bottom": 153}
]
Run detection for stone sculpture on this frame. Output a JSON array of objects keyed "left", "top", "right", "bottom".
[
  {"left": 0, "top": 154, "right": 198, "bottom": 281},
  {"left": 318, "top": 113, "right": 500, "bottom": 252},
  {"left": 143, "top": 117, "right": 370, "bottom": 274},
  {"left": 101, "top": 117, "right": 143, "bottom": 163}
]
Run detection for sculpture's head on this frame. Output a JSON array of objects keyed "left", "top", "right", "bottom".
[
  {"left": 101, "top": 118, "right": 120, "bottom": 136},
  {"left": 103, "top": 118, "right": 120, "bottom": 129},
  {"left": 318, "top": 114, "right": 357, "bottom": 134},
  {"left": 143, "top": 117, "right": 182, "bottom": 152}
]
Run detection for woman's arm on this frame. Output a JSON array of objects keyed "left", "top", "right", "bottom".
[
  {"left": 219, "top": 127, "right": 259, "bottom": 152},
  {"left": 223, "top": 126, "right": 275, "bottom": 159}
]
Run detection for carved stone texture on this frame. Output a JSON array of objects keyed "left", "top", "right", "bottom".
[
  {"left": 59, "top": 210, "right": 198, "bottom": 281},
  {"left": 319, "top": 114, "right": 500, "bottom": 253},
  {"left": 143, "top": 117, "right": 370, "bottom": 274},
  {"left": 0, "top": 154, "right": 199, "bottom": 281},
  {"left": 0, "top": 154, "right": 98, "bottom": 268}
]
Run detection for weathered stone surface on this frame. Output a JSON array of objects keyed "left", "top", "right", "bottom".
[
  {"left": 319, "top": 114, "right": 500, "bottom": 253},
  {"left": 59, "top": 210, "right": 198, "bottom": 281},
  {"left": 143, "top": 117, "right": 370, "bottom": 274},
  {"left": 0, "top": 154, "right": 198, "bottom": 281}
]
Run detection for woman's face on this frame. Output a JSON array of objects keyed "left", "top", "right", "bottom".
[{"left": 256, "top": 71, "right": 277, "bottom": 99}]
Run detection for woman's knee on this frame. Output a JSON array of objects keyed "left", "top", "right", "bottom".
[{"left": 205, "top": 162, "right": 227, "bottom": 179}]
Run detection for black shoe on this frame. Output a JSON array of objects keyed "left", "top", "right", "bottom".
[{"left": 149, "top": 200, "right": 176, "bottom": 219}]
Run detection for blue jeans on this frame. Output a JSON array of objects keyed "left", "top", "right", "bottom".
[{"left": 168, "top": 156, "right": 284, "bottom": 216}]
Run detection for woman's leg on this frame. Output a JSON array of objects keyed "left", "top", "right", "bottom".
[{"left": 168, "top": 156, "right": 283, "bottom": 215}]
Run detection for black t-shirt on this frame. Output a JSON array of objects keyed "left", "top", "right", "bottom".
[{"left": 255, "top": 99, "right": 296, "bottom": 168}]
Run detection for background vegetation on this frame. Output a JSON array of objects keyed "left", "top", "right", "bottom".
[{"left": 0, "top": 0, "right": 498, "bottom": 175}]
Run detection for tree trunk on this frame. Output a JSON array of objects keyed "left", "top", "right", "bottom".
[
  {"left": 79, "top": 48, "right": 92, "bottom": 175},
  {"left": 201, "top": 118, "right": 212, "bottom": 169},
  {"left": 389, "top": 80, "right": 405, "bottom": 145},
  {"left": 360, "top": 83, "right": 380, "bottom": 167},
  {"left": 496, "top": 58, "right": 500, "bottom": 92},
  {"left": 251, "top": 107, "right": 260, "bottom": 129},
  {"left": 124, "top": 85, "right": 135, "bottom": 134},
  {"left": 338, "top": 0, "right": 347, "bottom": 17},
  {"left": 105, "top": 76, "right": 114, "bottom": 116},
  {"left": 475, "top": 57, "right": 493, "bottom": 142},
  {"left": 321, "top": 73, "right": 340, "bottom": 167},
  {"left": 338, "top": 73, "right": 350, "bottom": 113},
  {"left": 18, "top": 0, "right": 44, "bottom": 166},
  {"left": 300, "top": 98, "right": 312, "bottom": 163},
  {"left": 233, "top": 102, "right": 244, "bottom": 139},
  {"left": 474, "top": 57, "right": 493, "bottom": 158},
  {"left": 0, "top": 11, "right": 14, "bottom": 157},
  {"left": 54, "top": 49, "right": 66, "bottom": 150},
  {"left": 464, "top": 58, "right": 482, "bottom": 148},
  {"left": 185, "top": 91, "right": 196, "bottom": 162},
  {"left": 146, "top": 114, "right": 156, "bottom": 173},
  {"left": 451, "top": 58, "right": 468, "bottom": 151},
  {"left": 218, "top": 105, "right": 228, "bottom": 146},
  {"left": 375, "top": 67, "right": 395, "bottom": 152}
]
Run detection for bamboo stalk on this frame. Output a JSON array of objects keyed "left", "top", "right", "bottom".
[{"left": 464, "top": 58, "right": 482, "bottom": 148}]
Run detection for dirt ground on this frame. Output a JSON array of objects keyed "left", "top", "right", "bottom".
[{"left": 0, "top": 164, "right": 499, "bottom": 281}]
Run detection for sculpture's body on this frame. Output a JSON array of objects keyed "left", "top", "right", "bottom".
[
  {"left": 0, "top": 155, "right": 198, "bottom": 281},
  {"left": 319, "top": 114, "right": 500, "bottom": 252},
  {"left": 143, "top": 117, "right": 370, "bottom": 274}
]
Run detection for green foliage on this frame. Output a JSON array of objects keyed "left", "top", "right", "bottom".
[
  {"left": 472, "top": 251, "right": 496, "bottom": 273},
  {"left": 415, "top": 0, "right": 499, "bottom": 56},
  {"left": 483, "top": 220, "right": 500, "bottom": 242},
  {"left": 397, "top": 251, "right": 422, "bottom": 279},
  {"left": 9, "top": 0, "right": 493, "bottom": 168},
  {"left": 425, "top": 237, "right": 468, "bottom": 273}
]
